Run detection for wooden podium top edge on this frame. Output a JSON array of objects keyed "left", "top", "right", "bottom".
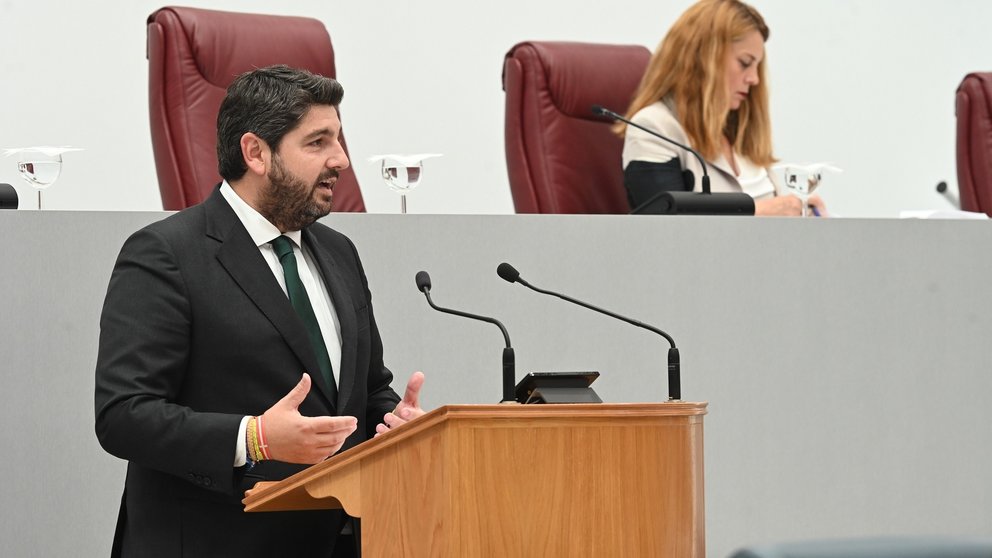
[
  {"left": 439, "top": 401, "right": 708, "bottom": 418},
  {"left": 243, "top": 401, "right": 706, "bottom": 510}
]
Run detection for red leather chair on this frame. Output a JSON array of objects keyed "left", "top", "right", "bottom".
[
  {"left": 147, "top": 6, "right": 365, "bottom": 211},
  {"left": 956, "top": 72, "right": 992, "bottom": 216},
  {"left": 502, "top": 41, "right": 650, "bottom": 214}
]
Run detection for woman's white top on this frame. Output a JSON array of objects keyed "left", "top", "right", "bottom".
[{"left": 621, "top": 98, "right": 781, "bottom": 199}]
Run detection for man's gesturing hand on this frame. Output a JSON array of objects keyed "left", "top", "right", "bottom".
[
  {"left": 375, "top": 371, "right": 426, "bottom": 437},
  {"left": 260, "top": 373, "right": 357, "bottom": 464}
]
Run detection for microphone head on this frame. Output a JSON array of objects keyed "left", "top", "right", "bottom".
[
  {"left": 496, "top": 262, "right": 520, "bottom": 283},
  {"left": 936, "top": 181, "right": 948, "bottom": 194},
  {"left": 590, "top": 104, "right": 606, "bottom": 116},
  {"left": 415, "top": 271, "right": 432, "bottom": 292}
]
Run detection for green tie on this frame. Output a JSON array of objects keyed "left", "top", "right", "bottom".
[{"left": 270, "top": 236, "right": 337, "bottom": 401}]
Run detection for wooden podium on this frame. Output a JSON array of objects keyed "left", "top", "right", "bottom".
[{"left": 243, "top": 403, "right": 707, "bottom": 557}]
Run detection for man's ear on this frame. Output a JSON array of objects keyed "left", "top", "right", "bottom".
[{"left": 240, "top": 132, "right": 269, "bottom": 177}]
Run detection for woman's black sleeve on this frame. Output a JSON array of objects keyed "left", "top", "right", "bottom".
[{"left": 623, "top": 159, "right": 690, "bottom": 211}]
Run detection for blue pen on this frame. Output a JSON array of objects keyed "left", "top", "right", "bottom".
[{"left": 810, "top": 206, "right": 821, "bottom": 217}]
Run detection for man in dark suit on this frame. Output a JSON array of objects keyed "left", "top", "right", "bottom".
[{"left": 94, "top": 65, "right": 424, "bottom": 558}]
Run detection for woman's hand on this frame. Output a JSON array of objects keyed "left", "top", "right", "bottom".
[{"left": 754, "top": 194, "right": 827, "bottom": 216}]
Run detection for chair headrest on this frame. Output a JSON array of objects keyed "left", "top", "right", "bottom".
[
  {"left": 505, "top": 41, "right": 651, "bottom": 121},
  {"left": 148, "top": 6, "right": 336, "bottom": 87}
]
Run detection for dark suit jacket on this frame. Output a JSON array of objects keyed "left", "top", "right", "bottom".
[{"left": 94, "top": 189, "right": 400, "bottom": 557}]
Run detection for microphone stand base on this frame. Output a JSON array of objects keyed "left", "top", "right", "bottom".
[{"left": 632, "top": 191, "right": 755, "bottom": 216}]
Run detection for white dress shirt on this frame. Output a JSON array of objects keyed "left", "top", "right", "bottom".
[{"left": 219, "top": 182, "right": 343, "bottom": 466}]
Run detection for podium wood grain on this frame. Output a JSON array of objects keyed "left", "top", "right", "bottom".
[{"left": 243, "top": 403, "right": 707, "bottom": 557}]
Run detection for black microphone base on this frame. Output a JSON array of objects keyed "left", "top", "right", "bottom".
[
  {"left": 514, "top": 371, "right": 601, "bottom": 404},
  {"left": 0, "top": 184, "right": 18, "bottom": 210},
  {"left": 633, "top": 191, "right": 755, "bottom": 216}
]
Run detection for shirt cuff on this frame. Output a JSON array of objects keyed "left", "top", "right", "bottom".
[{"left": 234, "top": 415, "right": 250, "bottom": 467}]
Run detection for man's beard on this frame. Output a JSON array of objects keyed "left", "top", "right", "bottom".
[{"left": 257, "top": 154, "right": 337, "bottom": 232}]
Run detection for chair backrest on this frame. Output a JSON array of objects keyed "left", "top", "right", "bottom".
[
  {"left": 956, "top": 72, "right": 992, "bottom": 217},
  {"left": 502, "top": 41, "right": 651, "bottom": 214},
  {"left": 146, "top": 6, "right": 365, "bottom": 212}
]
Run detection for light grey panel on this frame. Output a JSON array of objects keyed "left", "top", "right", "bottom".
[
  {"left": 1, "top": 211, "right": 171, "bottom": 558},
  {"left": 2, "top": 211, "right": 990, "bottom": 557},
  {"left": 325, "top": 214, "right": 992, "bottom": 557}
]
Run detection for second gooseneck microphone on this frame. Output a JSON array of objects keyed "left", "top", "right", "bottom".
[
  {"left": 497, "top": 263, "right": 681, "bottom": 401},
  {"left": 591, "top": 104, "right": 755, "bottom": 216},
  {"left": 935, "top": 181, "right": 960, "bottom": 209},
  {"left": 415, "top": 271, "right": 516, "bottom": 403}
]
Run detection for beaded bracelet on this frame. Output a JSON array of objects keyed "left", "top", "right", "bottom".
[
  {"left": 245, "top": 418, "right": 256, "bottom": 469},
  {"left": 246, "top": 417, "right": 256, "bottom": 463},
  {"left": 246, "top": 416, "right": 264, "bottom": 464}
]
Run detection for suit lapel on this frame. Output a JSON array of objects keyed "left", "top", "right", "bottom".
[
  {"left": 203, "top": 190, "right": 336, "bottom": 411},
  {"left": 303, "top": 228, "right": 357, "bottom": 413}
]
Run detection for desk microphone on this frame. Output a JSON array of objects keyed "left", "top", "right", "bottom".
[
  {"left": 591, "top": 104, "right": 754, "bottom": 216},
  {"left": 496, "top": 262, "right": 682, "bottom": 401},
  {"left": 935, "top": 181, "right": 960, "bottom": 209},
  {"left": 415, "top": 271, "right": 516, "bottom": 403}
]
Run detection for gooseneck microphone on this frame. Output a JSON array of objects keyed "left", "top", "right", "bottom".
[
  {"left": 592, "top": 104, "right": 712, "bottom": 195},
  {"left": 935, "top": 181, "right": 960, "bottom": 209},
  {"left": 591, "top": 104, "right": 755, "bottom": 216},
  {"left": 496, "top": 263, "right": 681, "bottom": 401},
  {"left": 415, "top": 271, "right": 516, "bottom": 403}
]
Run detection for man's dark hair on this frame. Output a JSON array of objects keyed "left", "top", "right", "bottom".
[{"left": 217, "top": 65, "right": 344, "bottom": 181}]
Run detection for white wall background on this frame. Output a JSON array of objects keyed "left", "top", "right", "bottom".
[
  {"left": 1, "top": 1, "right": 989, "bottom": 217},
  {"left": 0, "top": 0, "right": 992, "bottom": 217}
]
